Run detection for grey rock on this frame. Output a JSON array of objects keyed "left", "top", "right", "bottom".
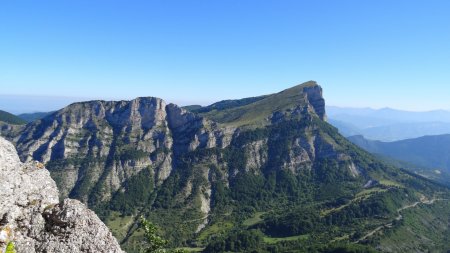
[
  {"left": 0, "top": 137, "right": 123, "bottom": 253},
  {"left": 303, "top": 84, "right": 327, "bottom": 121}
]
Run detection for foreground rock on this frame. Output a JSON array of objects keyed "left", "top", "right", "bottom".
[{"left": 0, "top": 137, "right": 123, "bottom": 253}]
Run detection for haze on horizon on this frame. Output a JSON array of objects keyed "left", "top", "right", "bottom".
[
  {"left": 1, "top": 91, "right": 449, "bottom": 115},
  {"left": 1, "top": 0, "right": 450, "bottom": 113}
]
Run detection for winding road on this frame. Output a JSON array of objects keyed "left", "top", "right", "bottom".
[{"left": 355, "top": 197, "right": 447, "bottom": 243}]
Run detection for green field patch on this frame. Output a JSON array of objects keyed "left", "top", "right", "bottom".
[
  {"left": 379, "top": 179, "right": 403, "bottom": 188},
  {"left": 176, "top": 247, "right": 204, "bottom": 252},
  {"left": 243, "top": 212, "right": 265, "bottom": 227},
  {"left": 197, "top": 222, "right": 234, "bottom": 242},
  {"left": 356, "top": 187, "right": 387, "bottom": 198},
  {"left": 105, "top": 211, "right": 136, "bottom": 241},
  {"left": 263, "top": 234, "right": 309, "bottom": 244}
]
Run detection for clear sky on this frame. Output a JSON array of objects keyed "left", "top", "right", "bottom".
[{"left": 1, "top": 0, "right": 450, "bottom": 113}]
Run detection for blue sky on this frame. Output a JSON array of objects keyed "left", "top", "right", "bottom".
[{"left": 1, "top": 0, "right": 449, "bottom": 113}]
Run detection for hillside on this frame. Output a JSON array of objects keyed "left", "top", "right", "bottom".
[
  {"left": 2, "top": 81, "right": 449, "bottom": 253},
  {"left": 0, "top": 109, "right": 26, "bottom": 125},
  {"left": 18, "top": 111, "right": 53, "bottom": 122}
]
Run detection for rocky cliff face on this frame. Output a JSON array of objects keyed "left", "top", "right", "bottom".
[
  {"left": 11, "top": 97, "right": 231, "bottom": 205},
  {"left": 0, "top": 137, "right": 123, "bottom": 253},
  {"left": 303, "top": 84, "right": 327, "bottom": 121}
]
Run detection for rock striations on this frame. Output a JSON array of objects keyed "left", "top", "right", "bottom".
[
  {"left": 0, "top": 137, "right": 123, "bottom": 253},
  {"left": 12, "top": 97, "right": 231, "bottom": 204}
]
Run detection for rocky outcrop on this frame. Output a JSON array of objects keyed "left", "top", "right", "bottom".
[
  {"left": 303, "top": 84, "right": 327, "bottom": 121},
  {"left": 166, "top": 104, "right": 233, "bottom": 153},
  {"left": 244, "top": 139, "right": 268, "bottom": 172},
  {"left": 0, "top": 137, "right": 123, "bottom": 253}
]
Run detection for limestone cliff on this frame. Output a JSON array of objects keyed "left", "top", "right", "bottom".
[
  {"left": 303, "top": 83, "right": 327, "bottom": 121},
  {"left": 11, "top": 97, "right": 231, "bottom": 205},
  {"left": 0, "top": 137, "right": 123, "bottom": 253}
]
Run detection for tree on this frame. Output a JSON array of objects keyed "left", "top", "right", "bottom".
[
  {"left": 139, "top": 216, "right": 168, "bottom": 253},
  {"left": 139, "top": 216, "right": 188, "bottom": 253}
]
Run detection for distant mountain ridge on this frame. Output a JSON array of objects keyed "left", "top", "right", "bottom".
[
  {"left": 348, "top": 134, "right": 450, "bottom": 184},
  {"left": 327, "top": 106, "right": 450, "bottom": 124},
  {"left": 348, "top": 134, "right": 450, "bottom": 171},
  {"left": 0, "top": 110, "right": 26, "bottom": 125},
  {"left": 327, "top": 106, "right": 450, "bottom": 141},
  {"left": 17, "top": 111, "right": 53, "bottom": 122}
]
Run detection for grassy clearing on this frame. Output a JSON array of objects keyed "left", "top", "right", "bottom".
[
  {"left": 356, "top": 187, "right": 387, "bottom": 198},
  {"left": 379, "top": 179, "right": 403, "bottom": 188},
  {"left": 330, "top": 234, "right": 350, "bottom": 242},
  {"left": 197, "top": 222, "right": 234, "bottom": 242},
  {"left": 263, "top": 234, "right": 309, "bottom": 244},
  {"left": 105, "top": 211, "right": 135, "bottom": 241},
  {"left": 243, "top": 212, "right": 265, "bottom": 227},
  {"left": 176, "top": 247, "right": 204, "bottom": 252}
]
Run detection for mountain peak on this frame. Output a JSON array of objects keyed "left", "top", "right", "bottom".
[
  {"left": 277, "top": 81, "right": 326, "bottom": 120},
  {"left": 301, "top": 82, "right": 326, "bottom": 120},
  {"left": 189, "top": 81, "right": 327, "bottom": 127},
  {"left": 284, "top": 80, "right": 319, "bottom": 90}
]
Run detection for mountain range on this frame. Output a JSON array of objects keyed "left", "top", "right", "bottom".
[
  {"left": 1, "top": 81, "right": 449, "bottom": 253},
  {"left": 327, "top": 106, "right": 450, "bottom": 141}
]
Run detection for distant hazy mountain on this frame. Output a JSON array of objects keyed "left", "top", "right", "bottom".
[
  {"left": 327, "top": 106, "right": 450, "bottom": 124},
  {"left": 17, "top": 111, "right": 53, "bottom": 122},
  {"left": 327, "top": 118, "right": 362, "bottom": 137},
  {"left": 361, "top": 122, "right": 450, "bottom": 141},
  {"left": 348, "top": 134, "right": 450, "bottom": 171},
  {"left": 0, "top": 110, "right": 26, "bottom": 125},
  {"left": 348, "top": 134, "right": 450, "bottom": 184},
  {"left": 327, "top": 106, "right": 450, "bottom": 141}
]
